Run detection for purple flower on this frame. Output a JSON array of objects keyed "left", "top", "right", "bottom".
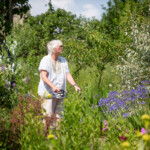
[
  {"left": 138, "top": 101, "right": 146, "bottom": 105},
  {"left": 141, "top": 80, "right": 150, "bottom": 85},
  {"left": 108, "top": 91, "right": 119, "bottom": 98},
  {"left": 121, "top": 90, "right": 129, "bottom": 96},
  {"left": 1, "top": 64, "right": 5, "bottom": 71},
  {"left": 12, "top": 83, "right": 16, "bottom": 87},
  {"left": 141, "top": 128, "right": 147, "bottom": 134},
  {"left": 122, "top": 113, "right": 129, "bottom": 118},
  {"left": 136, "top": 85, "right": 148, "bottom": 99},
  {"left": 92, "top": 105, "right": 95, "bottom": 109},
  {"left": 93, "top": 94, "right": 100, "bottom": 98}
]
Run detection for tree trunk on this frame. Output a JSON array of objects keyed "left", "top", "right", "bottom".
[{"left": 9, "top": 0, "right": 13, "bottom": 24}]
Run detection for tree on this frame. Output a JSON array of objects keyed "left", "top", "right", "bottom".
[
  {"left": 101, "top": 0, "right": 149, "bottom": 39},
  {"left": 0, "top": 0, "right": 30, "bottom": 38}
]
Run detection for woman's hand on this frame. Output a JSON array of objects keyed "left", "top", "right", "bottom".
[
  {"left": 74, "top": 85, "right": 81, "bottom": 92},
  {"left": 52, "top": 86, "right": 60, "bottom": 93},
  {"left": 41, "top": 70, "right": 60, "bottom": 92},
  {"left": 66, "top": 73, "right": 81, "bottom": 92}
]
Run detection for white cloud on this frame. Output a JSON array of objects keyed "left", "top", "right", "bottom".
[
  {"left": 29, "top": 0, "right": 103, "bottom": 19},
  {"left": 81, "top": 4, "right": 100, "bottom": 19},
  {"left": 51, "top": 0, "right": 75, "bottom": 11},
  {"left": 29, "top": 0, "right": 49, "bottom": 16}
]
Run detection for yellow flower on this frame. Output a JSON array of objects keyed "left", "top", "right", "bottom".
[
  {"left": 137, "top": 131, "right": 142, "bottom": 137},
  {"left": 47, "top": 94, "right": 52, "bottom": 98},
  {"left": 142, "top": 134, "right": 150, "bottom": 141},
  {"left": 47, "top": 134, "right": 54, "bottom": 139},
  {"left": 122, "top": 141, "right": 130, "bottom": 147},
  {"left": 142, "top": 114, "right": 150, "bottom": 120}
]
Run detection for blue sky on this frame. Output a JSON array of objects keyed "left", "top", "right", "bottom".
[{"left": 28, "top": 0, "right": 109, "bottom": 20}]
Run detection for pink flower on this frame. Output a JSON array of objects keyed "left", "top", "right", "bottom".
[
  {"left": 141, "top": 128, "right": 147, "bottom": 134},
  {"left": 102, "top": 127, "right": 107, "bottom": 131},
  {"left": 10, "top": 119, "right": 13, "bottom": 123},
  {"left": 118, "top": 136, "right": 127, "bottom": 141},
  {"left": 104, "top": 120, "right": 108, "bottom": 126}
]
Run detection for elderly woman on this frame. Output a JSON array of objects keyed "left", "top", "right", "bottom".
[{"left": 38, "top": 40, "right": 80, "bottom": 119}]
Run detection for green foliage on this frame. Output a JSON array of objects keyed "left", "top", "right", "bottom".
[
  {"left": 53, "top": 93, "right": 104, "bottom": 150},
  {"left": 0, "top": 0, "right": 30, "bottom": 37},
  {"left": 101, "top": 0, "right": 149, "bottom": 38},
  {"left": 19, "top": 105, "right": 49, "bottom": 150}
]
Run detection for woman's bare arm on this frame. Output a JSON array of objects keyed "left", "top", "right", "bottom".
[
  {"left": 66, "top": 73, "right": 81, "bottom": 91},
  {"left": 41, "top": 70, "right": 60, "bottom": 92}
]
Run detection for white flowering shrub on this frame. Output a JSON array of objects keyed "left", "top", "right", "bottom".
[
  {"left": 117, "top": 15, "right": 150, "bottom": 90},
  {"left": 0, "top": 42, "right": 25, "bottom": 108}
]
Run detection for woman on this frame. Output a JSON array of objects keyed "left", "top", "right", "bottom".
[{"left": 38, "top": 40, "right": 80, "bottom": 119}]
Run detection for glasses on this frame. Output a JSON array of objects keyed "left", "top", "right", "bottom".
[{"left": 59, "top": 45, "right": 63, "bottom": 48}]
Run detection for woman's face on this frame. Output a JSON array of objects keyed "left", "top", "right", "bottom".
[{"left": 54, "top": 44, "right": 63, "bottom": 55}]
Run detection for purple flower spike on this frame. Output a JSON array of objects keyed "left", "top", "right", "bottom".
[{"left": 12, "top": 83, "right": 16, "bottom": 87}]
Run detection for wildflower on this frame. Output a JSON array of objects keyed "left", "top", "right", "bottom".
[
  {"left": 141, "top": 80, "right": 150, "bottom": 85},
  {"left": 118, "top": 136, "right": 127, "bottom": 141},
  {"left": 122, "top": 113, "right": 129, "bottom": 118},
  {"left": 121, "top": 141, "right": 130, "bottom": 147},
  {"left": 12, "top": 83, "right": 16, "bottom": 87},
  {"left": 142, "top": 114, "right": 150, "bottom": 120},
  {"left": 102, "top": 127, "right": 107, "bottom": 131},
  {"left": 10, "top": 119, "right": 13, "bottom": 123},
  {"left": 92, "top": 105, "right": 95, "bottom": 109},
  {"left": 141, "top": 128, "right": 147, "bottom": 134},
  {"left": 47, "top": 94, "right": 52, "bottom": 98},
  {"left": 108, "top": 91, "right": 118, "bottom": 98},
  {"left": 142, "top": 134, "right": 150, "bottom": 141},
  {"left": 104, "top": 120, "right": 108, "bottom": 126},
  {"left": 80, "top": 118, "right": 82, "bottom": 122},
  {"left": 47, "top": 134, "right": 54, "bottom": 139},
  {"left": 137, "top": 130, "right": 142, "bottom": 137},
  {"left": 109, "top": 84, "right": 112, "bottom": 87},
  {"left": 93, "top": 94, "right": 99, "bottom": 98},
  {"left": 1, "top": 64, "right": 5, "bottom": 71},
  {"left": 138, "top": 101, "right": 146, "bottom": 105}
]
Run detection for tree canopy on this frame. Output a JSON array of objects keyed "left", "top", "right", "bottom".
[{"left": 0, "top": 0, "right": 30, "bottom": 39}]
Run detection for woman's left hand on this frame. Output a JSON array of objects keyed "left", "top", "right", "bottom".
[{"left": 74, "top": 85, "right": 81, "bottom": 92}]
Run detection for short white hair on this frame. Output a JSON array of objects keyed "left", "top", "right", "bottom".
[{"left": 47, "top": 40, "right": 63, "bottom": 54}]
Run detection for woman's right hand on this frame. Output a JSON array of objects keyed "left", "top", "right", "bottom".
[
  {"left": 41, "top": 71, "right": 60, "bottom": 93},
  {"left": 52, "top": 86, "right": 60, "bottom": 92}
]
